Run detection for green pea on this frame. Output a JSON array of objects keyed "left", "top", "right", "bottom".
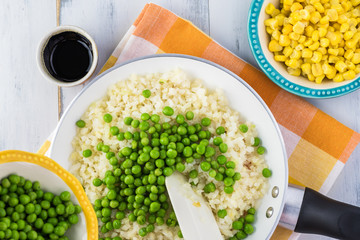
[
  {"left": 201, "top": 117, "right": 211, "bottom": 126},
  {"left": 185, "top": 111, "right": 194, "bottom": 120},
  {"left": 103, "top": 114, "right": 112, "bottom": 123},
  {"left": 248, "top": 207, "right": 256, "bottom": 215},
  {"left": 252, "top": 137, "right": 261, "bottom": 146},
  {"left": 209, "top": 169, "right": 217, "bottom": 178},
  {"left": 124, "top": 131, "right": 133, "bottom": 140},
  {"left": 60, "top": 191, "right": 71, "bottom": 202},
  {"left": 262, "top": 168, "right": 272, "bottom": 178},
  {"left": 226, "top": 161, "right": 236, "bottom": 169},
  {"left": 224, "top": 177, "right": 234, "bottom": 187},
  {"left": 239, "top": 124, "right": 248, "bottom": 133},
  {"left": 217, "top": 155, "right": 227, "bottom": 165},
  {"left": 219, "top": 143, "right": 228, "bottom": 153},
  {"left": 56, "top": 204, "right": 65, "bottom": 215},
  {"left": 203, "top": 182, "right": 216, "bottom": 193},
  {"left": 232, "top": 220, "right": 243, "bottom": 230},
  {"left": 257, "top": 146, "right": 266, "bottom": 155},
  {"left": 150, "top": 114, "right": 160, "bottom": 123},
  {"left": 217, "top": 209, "right": 227, "bottom": 218},
  {"left": 200, "top": 162, "right": 211, "bottom": 172},
  {"left": 225, "top": 168, "right": 235, "bottom": 177},
  {"left": 196, "top": 144, "right": 206, "bottom": 155},
  {"left": 124, "top": 117, "right": 133, "bottom": 125},
  {"left": 233, "top": 172, "right": 241, "bottom": 181},
  {"left": 198, "top": 130, "right": 207, "bottom": 139},
  {"left": 175, "top": 163, "right": 185, "bottom": 172},
  {"left": 163, "top": 167, "right": 173, "bottom": 177},
  {"left": 149, "top": 202, "right": 161, "bottom": 213},
  {"left": 141, "top": 113, "right": 150, "bottom": 121},
  {"left": 236, "top": 230, "right": 248, "bottom": 239},
  {"left": 131, "top": 119, "right": 140, "bottom": 128},
  {"left": 139, "top": 227, "right": 147, "bottom": 237},
  {"left": 101, "top": 145, "right": 110, "bottom": 153},
  {"left": 110, "top": 126, "right": 119, "bottom": 136},
  {"left": 162, "top": 106, "right": 174, "bottom": 116},
  {"left": 224, "top": 186, "right": 234, "bottom": 194},
  {"left": 244, "top": 223, "right": 254, "bottom": 234},
  {"left": 213, "top": 137, "right": 223, "bottom": 146},
  {"left": 42, "top": 223, "right": 54, "bottom": 234},
  {"left": 245, "top": 214, "right": 255, "bottom": 223},
  {"left": 205, "top": 146, "right": 215, "bottom": 157},
  {"left": 142, "top": 89, "right": 151, "bottom": 98},
  {"left": 76, "top": 120, "right": 86, "bottom": 128},
  {"left": 216, "top": 126, "right": 225, "bottom": 135},
  {"left": 82, "top": 149, "right": 92, "bottom": 158}
]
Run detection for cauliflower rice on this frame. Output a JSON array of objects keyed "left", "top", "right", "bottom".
[{"left": 70, "top": 69, "right": 269, "bottom": 239}]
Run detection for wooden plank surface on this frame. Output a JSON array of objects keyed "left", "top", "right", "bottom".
[
  {"left": 0, "top": 0, "right": 359, "bottom": 239},
  {"left": 0, "top": 0, "right": 57, "bottom": 152}
]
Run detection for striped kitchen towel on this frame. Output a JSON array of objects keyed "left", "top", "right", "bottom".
[{"left": 99, "top": 3, "right": 360, "bottom": 239}]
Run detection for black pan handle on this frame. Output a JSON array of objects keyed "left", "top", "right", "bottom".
[{"left": 294, "top": 187, "right": 360, "bottom": 240}]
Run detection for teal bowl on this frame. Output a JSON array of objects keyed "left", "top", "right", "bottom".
[{"left": 247, "top": 0, "right": 360, "bottom": 98}]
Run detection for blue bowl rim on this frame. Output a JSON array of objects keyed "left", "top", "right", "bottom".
[{"left": 247, "top": 0, "right": 360, "bottom": 98}]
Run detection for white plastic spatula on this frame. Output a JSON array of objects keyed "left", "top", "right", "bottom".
[{"left": 165, "top": 172, "right": 223, "bottom": 240}]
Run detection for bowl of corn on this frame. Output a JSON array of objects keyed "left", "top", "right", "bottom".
[{"left": 248, "top": 0, "right": 360, "bottom": 98}]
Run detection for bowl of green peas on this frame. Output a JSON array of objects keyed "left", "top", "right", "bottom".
[{"left": 0, "top": 150, "right": 98, "bottom": 240}]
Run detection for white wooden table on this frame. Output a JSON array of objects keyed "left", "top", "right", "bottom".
[{"left": 1, "top": 1, "right": 359, "bottom": 239}]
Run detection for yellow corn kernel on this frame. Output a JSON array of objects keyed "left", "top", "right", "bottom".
[
  {"left": 275, "top": 14, "right": 286, "bottom": 26},
  {"left": 291, "top": 2, "right": 303, "bottom": 12},
  {"left": 338, "top": 48, "right": 345, "bottom": 56},
  {"left": 288, "top": 59, "right": 301, "bottom": 68},
  {"left": 305, "top": 26, "right": 314, "bottom": 37},
  {"left": 312, "top": 30, "right": 320, "bottom": 42},
  {"left": 282, "top": 24, "right": 293, "bottom": 35},
  {"left": 310, "top": 11, "right": 322, "bottom": 24},
  {"left": 344, "top": 31, "right": 355, "bottom": 40},
  {"left": 328, "top": 48, "right": 339, "bottom": 55},
  {"left": 272, "top": 30, "right": 281, "bottom": 41},
  {"left": 320, "top": 38, "right": 330, "bottom": 47},
  {"left": 279, "top": 34, "right": 291, "bottom": 46},
  {"left": 332, "top": 4, "right": 344, "bottom": 14},
  {"left": 346, "top": 39, "right": 357, "bottom": 49},
  {"left": 352, "top": 0, "right": 360, "bottom": 6},
  {"left": 264, "top": 18, "right": 279, "bottom": 29},
  {"left": 333, "top": 73, "right": 344, "bottom": 82},
  {"left": 315, "top": 75, "right": 325, "bottom": 84},
  {"left": 287, "top": 67, "right": 302, "bottom": 76},
  {"left": 302, "top": 48, "right": 313, "bottom": 58},
  {"left": 308, "top": 73, "right": 316, "bottom": 81},
  {"left": 284, "top": 0, "right": 294, "bottom": 5},
  {"left": 290, "top": 49, "right": 302, "bottom": 59},
  {"left": 293, "top": 21, "right": 305, "bottom": 34},
  {"left": 271, "top": 9, "right": 281, "bottom": 18},
  {"left": 344, "top": 71, "right": 356, "bottom": 82},
  {"left": 355, "top": 65, "right": 360, "bottom": 74},
  {"left": 335, "top": 60, "right": 347, "bottom": 72},
  {"left": 298, "top": 35, "right": 306, "bottom": 43},
  {"left": 296, "top": 44, "right": 305, "bottom": 51},
  {"left": 311, "top": 51, "right": 323, "bottom": 63},
  {"left": 314, "top": 2, "right": 325, "bottom": 13},
  {"left": 338, "top": 14, "right": 348, "bottom": 24},
  {"left": 301, "top": 63, "right": 312, "bottom": 74},
  {"left": 326, "top": 9, "right": 339, "bottom": 21},
  {"left": 289, "top": 32, "right": 301, "bottom": 40},
  {"left": 312, "top": 63, "right": 324, "bottom": 76},
  {"left": 289, "top": 12, "right": 302, "bottom": 24},
  {"left": 329, "top": 55, "right": 339, "bottom": 63},
  {"left": 342, "top": 2, "right": 352, "bottom": 12},
  {"left": 299, "top": 9, "right": 311, "bottom": 20},
  {"left": 345, "top": 50, "right": 355, "bottom": 60},
  {"left": 309, "top": 41, "right": 320, "bottom": 50},
  {"left": 290, "top": 40, "right": 298, "bottom": 48},
  {"left": 304, "top": 38, "right": 313, "bottom": 46},
  {"left": 320, "top": 15, "right": 330, "bottom": 25},
  {"left": 283, "top": 46, "right": 293, "bottom": 57},
  {"left": 352, "top": 52, "right": 360, "bottom": 64},
  {"left": 346, "top": 61, "right": 356, "bottom": 70},
  {"left": 340, "top": 23, "right": 350, "bottom": 32},
  {"left": 269, "top": 40, "right": 283, "bottom": 52},
  {"left": 318, "top": 47, "right": 327, "bottom": 55},
  {"left": 305, "top": 5, "right": 316, "bottom": 13},
  {"left": 318, "top": 27, "right": 327, "bottom": 37},
  {"left": 266, "top": 3, "right": 276, "bottom": 15},
  {"left": 274, "top": 55, "right": 287, "bottom": 62},
  {"left": 266, "top": 27, "right": 274, "bottom": 34}
]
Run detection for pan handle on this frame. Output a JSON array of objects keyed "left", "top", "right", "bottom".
[{"left": 280, "top": 185, "right": 360, "bottom": 240}]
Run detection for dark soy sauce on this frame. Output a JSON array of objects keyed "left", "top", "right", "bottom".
[{"left": 43, "top": 31, "right": 93, "bottom": 82}]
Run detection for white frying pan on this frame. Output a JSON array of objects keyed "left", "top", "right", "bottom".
[{"left": 49, "top": 54, "right": 360, "bottom": 239}]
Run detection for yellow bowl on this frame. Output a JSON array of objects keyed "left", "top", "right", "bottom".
[{"left": 0, "top": 150, "right": 98, "bottom": 240}]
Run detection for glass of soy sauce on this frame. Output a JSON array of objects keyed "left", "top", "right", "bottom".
[{"left": 37, "top": 26, "right": 98, "bottom": 87}]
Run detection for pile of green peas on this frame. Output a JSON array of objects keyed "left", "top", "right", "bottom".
[
  {"left": 77, "top": 89, "right": 271, "bottom": 239},
  {"left": 0, "top": 174, "right": 81, "bottom": 240},
  {"left": 228, "top": 208, "right": 256, "bottom": 240}
]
